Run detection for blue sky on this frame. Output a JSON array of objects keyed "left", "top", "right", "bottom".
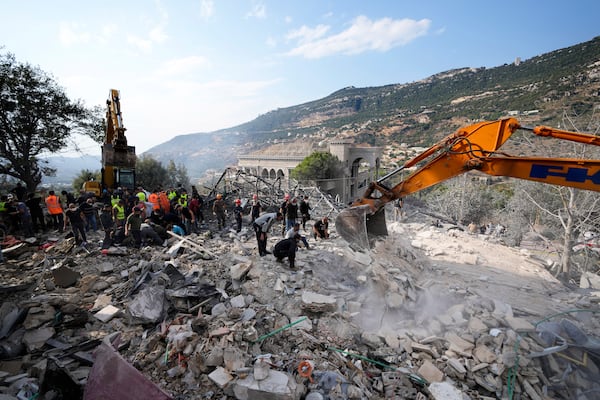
[{"left": 2, "top": 0, "right": 599, "bottom": 156}]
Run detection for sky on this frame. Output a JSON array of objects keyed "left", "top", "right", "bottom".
[{"left": 2, "top": 1, "right": 599, "bottom": 156}]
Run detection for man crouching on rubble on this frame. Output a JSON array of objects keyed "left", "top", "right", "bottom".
[{"left": 273, "top": 234, "right": 301, "bottom": 269}]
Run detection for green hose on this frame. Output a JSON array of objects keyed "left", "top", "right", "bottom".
[{"left": 253, "top": 316, "right": 308, "bottom": 343}]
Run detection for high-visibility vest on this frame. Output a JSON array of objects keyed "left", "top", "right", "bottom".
[
  {"left": 178, "top": 193, "right": 188, "bottom": 207},
  {"left": 111, "top": 195, "right": 120, "bottom": 207},
  {"left": 113, "top": 204, "right": 125, "bottom": 220},
  {"left": 167, "top": 190, "right": 177, "bottom": 201},
  {"left": 148, "top": 193, "right": 160, "bottom": 210},
  {"left": 45, "top": 195, "right": 63, "bottom": 215},
  {"left": 0, "top": 201, "right": 6, "bottom": 213},
  {"left": 136, "top": 192, "right": 146, "bottom": 202},
  {"left": 159, "top": 192, "right": 170, "bottom": 213}
]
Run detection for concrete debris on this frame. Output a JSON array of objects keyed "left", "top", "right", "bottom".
[{"left": 0, "top": 198, "right": 599, "bottom": 400}]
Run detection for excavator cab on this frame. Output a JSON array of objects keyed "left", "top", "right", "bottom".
[{"left": 336, "top": 118, "right": 600, "bottom": 251}]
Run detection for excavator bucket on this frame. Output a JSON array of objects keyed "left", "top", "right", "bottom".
[{"left": 335, "top": 205, "right": 388, "bottom": 250}]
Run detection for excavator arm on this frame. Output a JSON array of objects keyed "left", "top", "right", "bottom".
[
  {"left": 101, "top": 89, "right": 136, "bottom": 190},
  {"left": 337, "top": 118, "right": 600, "bottom": 250}
]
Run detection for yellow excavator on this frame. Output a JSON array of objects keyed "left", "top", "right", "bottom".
[
  {"left": 82, "top": 89, "right": 136, "bottom": 195},
  {"left": 336, "top": 118, "right": 600, "bottom": 250}
]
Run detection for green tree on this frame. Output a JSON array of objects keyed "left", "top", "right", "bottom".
[
  {"left": 290, "top": 152, "right": 342, "bottom": 181},
  {"left": 0, "top": 51, "right": 103, "bottom": 192},
  {"left": 73, "top": 169, "right": 101, "bottom": 192},
  {"left": 165, "top": 160, "right": 190, "bottom": 189},
  {"left": 136, "top": 155, "right": 169, "bottom": 190}
]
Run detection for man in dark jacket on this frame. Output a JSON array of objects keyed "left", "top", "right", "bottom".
[
  {"left": 273, "top": 234, "right": 300, "bottom": 269},
  {"left": 26, "top": 192, "right": 46, "bottom": 233},
  {"left": 99, "top": 203, "right": 115, "bottom": 249}
]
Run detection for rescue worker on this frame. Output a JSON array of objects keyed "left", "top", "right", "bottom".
[
  {"left": 100, "top": 203, "right": 115, "bottom": 249},
  {"left": 212, "top": 193, "right": 226, "bottom": 229},
  {"left": 250, "top": 194, "right": 261, "bottom": 223},
  {"left": 148, "top": 189, "right": 160, "bottom": 212},
  {"left": 299, "top": 196, "right": 311, "bottom": 230},
  {"left": 113, "top": 199, "right": 126, "bottom": 228},
  {"left": 177, "top": 189, "right": 189, "bottom": 208},
  {"left": 125, "top": 206, "right": 143, "bottom": 248},
  {"left": 136, "top": 187, "right": 147, "bottom": 203},
  {"left": 26, "top": 192, "right": 46, "bottom": 233},
  {"left": 279, "top": 194, "right": 290, "bottom": 236},
  {"left": 253, "top": 212, "right": 282, "bottom": 257},
  {"left": 273, "top": 234, "right": 301, "bottom": 269},
  {"left": 313, "top": 216, "right": 330, "bottom": 240},
  {"left": 64, "top": 203, "right": 86, "bottom": 245},
  {"left": 233, "top": 198, "right": 243, "bottom": 233},
  {"left": 45, "top": 190, "right": 64, "bottom": 232},
  {"left": 286, "top": 197, "right": 299, "bottom": 231},
  {"left": 286, "top": 222, "right": 310, "bottom": 249}
]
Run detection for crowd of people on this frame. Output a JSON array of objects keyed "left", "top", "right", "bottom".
[{"left": 0, "top": 183, "right": 331, "bottom": 265}]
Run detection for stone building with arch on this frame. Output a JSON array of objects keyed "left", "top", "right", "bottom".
[{"left": 238, "top": 139, "right": 383, "bottom": 204}]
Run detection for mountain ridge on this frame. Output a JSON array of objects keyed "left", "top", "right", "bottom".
[{"left": 119, "top": 36, "right": 600, "bottom": 179}]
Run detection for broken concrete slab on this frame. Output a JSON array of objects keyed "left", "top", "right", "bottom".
[
  {"left": 94, "top": 305, "right": 120, "bottom": 323},
  {"left": 233, "top": 369, "right": 303, "bottom": 400}
]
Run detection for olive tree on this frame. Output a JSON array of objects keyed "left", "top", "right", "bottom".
[{"left": 0, "top": 51, "right": 103, "bottom": 192}]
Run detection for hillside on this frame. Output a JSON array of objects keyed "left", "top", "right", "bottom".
[{"left": 144, "top": 36, "right": 600, "bottom": 180}]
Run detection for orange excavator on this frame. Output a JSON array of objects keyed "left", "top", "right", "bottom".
[{"left": 336, "top": 118, "right": 600, "bottom": 250}]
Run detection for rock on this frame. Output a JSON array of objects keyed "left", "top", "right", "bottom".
[
  {"left": 22, "top": 327, "right": 55, "bottom": 351},
  {"left": 301, "top": 291, "right": 337, "bottom": 313},
  {"left": 51, "top": 265, "right": 80, "bottom": 287},
  {"left": 233, "top": 370, "right": 302, "bottom": 400},
  {"left": 429, "top": 381, "right": 464, "bottom": 400},
  {"left": 208, "top": 366, "right": 234, "bottom": 389},
  {"left": 473, "top": 345, "right": 497, "bottom": 363},
  {"left": 445, "top": 332, "right": 474, "bottom": 355},
  {"left": 418, "top": 360, "right": 443, "bottom": 383},
  {"left": 505, "top": 316, "right": 535, "bottom": 332},
  {"left": 94, "top": 305, "right": 121, "bottom": 323}
]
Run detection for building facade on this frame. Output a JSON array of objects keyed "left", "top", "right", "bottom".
[{"left": 238, "top": 139, "right": 383, "bottom": 204}]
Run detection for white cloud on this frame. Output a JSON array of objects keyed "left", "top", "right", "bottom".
[
  {"left": 58, "top": 22, "right": 91, "bottom": 46},
  {"left": 266, "top": 36, "right": 277, "bottom": 47},
  {"left": 246, "top": 2, "right": 266, "bottom": 19},
  {"left": 286, "top": 24, "right": 330, "bottom": 44},
  {"left": 149, "top": 25, "right": 168, "bottom": 43},
  {"left": 284, "top": 16, "right": 292, "bottom": 24},
  {"left": 200, "top": 0, "right": 215, "bottom": 20},
  {"left": 286, "top": 16, "right": 431, "bottom": 59},
  {"left": 156, "top": 56, "right": 210, "bottom": 76},
  {"left": 127, "top": 34, "right": 153, "bottom": 52}
]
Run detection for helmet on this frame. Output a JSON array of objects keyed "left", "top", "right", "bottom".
[
  {"left": 235, "top": 199, "right": 241, "bottom": 204},
  {"left": 216, "top": 194, "right": 222, "bottom": 199}
]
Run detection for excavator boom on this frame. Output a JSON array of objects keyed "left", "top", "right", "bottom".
[{"left": 336, "top": 118, "right": 600, "bottom": 250}]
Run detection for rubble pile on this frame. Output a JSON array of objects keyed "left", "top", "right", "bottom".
[{"left": 1, "top": 207, "right": 600, "bottom": 399}]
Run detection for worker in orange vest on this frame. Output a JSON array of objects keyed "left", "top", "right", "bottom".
[{"left": 45, "top": 190, "right": 64, "bottom": 232}]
